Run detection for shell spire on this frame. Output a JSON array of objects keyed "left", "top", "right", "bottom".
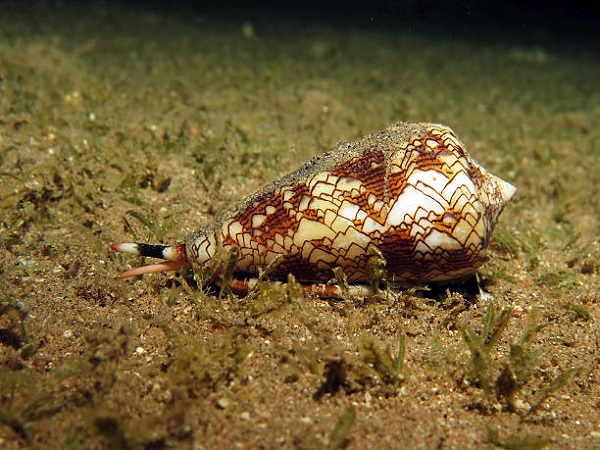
[{"left": 112, "top": 122, "right": 515, "bottom": 288}]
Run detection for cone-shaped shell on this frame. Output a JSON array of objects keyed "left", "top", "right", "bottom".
[{"left": 184, "top": 122, "right": 516, "bottom": 283}]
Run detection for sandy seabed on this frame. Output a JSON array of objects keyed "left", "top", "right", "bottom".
[{"left": 0, "top": 2, "right": 599, "bottom": 448}]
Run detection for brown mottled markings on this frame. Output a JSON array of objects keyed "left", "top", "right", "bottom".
[{"left": 330, "top": 149, "right": 389, "bottom": 198}]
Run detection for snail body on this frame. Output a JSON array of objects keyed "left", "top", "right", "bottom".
[{"left": 112, "top": 122, "right": 515, "bottom": 291}]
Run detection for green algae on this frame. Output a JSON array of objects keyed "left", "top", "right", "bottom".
[{"left": 0, "top": 2, "right": 598, "bottom": 448}]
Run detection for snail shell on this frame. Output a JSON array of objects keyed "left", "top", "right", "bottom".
[{"left": 112, "top": 122, "right": 515, "bottom": 286}]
